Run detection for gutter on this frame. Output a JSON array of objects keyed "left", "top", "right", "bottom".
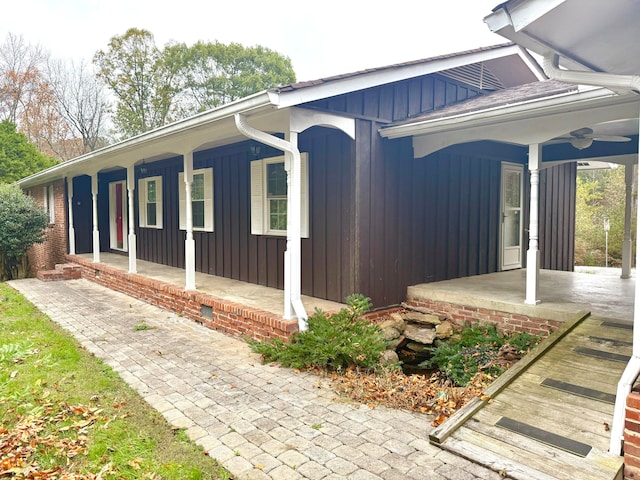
[
  {"left": 542, "top": 53, "right": 640, "bottom": 456},
  {"left": 234, "top": 114, "right": 308, "bottom": 332}
]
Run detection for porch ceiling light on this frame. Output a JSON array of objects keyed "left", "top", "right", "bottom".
[{"left": 571, "top": 137, "right": 593, "bottom": 150}]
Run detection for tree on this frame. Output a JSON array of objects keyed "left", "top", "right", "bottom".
[
  {"left": 0, "top": 183, "right": 49, "bottom": 280},
  {"left": 46, "top": 59, "right": 110, "bottom": 156},
  {"left": 174, "top": 41, "right": 296, "bottom": 115},
  {"left": 93, "top": 28, "right": 181, "bottom": 138},
  {"left": 0, "top": 120, "right": 57, "bottom": 184},
  {"left": 0, "top": 33, "right": 46, "bottom": 124}
]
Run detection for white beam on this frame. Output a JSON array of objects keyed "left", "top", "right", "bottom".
[
  {"left": 127, "top": 166, "right": 137, "bottom": 274},
  {"left": 525, "top": 144, "right": 541, "bottom": 305},
  {"left": 91, "top": 173, "right": 100, "bottom": 263},
  {"left": 622, "top": 164, "right": 634, "bottom": 278},
  {"left": 67, "top": 177, "right": 75, "bottom": 255},
  {"left": 183, "top": 152, "right": 196, "bottom": 290}
]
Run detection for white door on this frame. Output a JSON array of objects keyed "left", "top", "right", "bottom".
[
  {"left": 500, "top": 163, "right": 523, "bottom": 270},
  {"left": 109, "top": 180, "right": 128, "bottom": 251}
]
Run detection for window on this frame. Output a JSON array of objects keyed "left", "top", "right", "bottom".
[
  {"left": 250, "top": 154, "right": 308, "bottom": 237},
  {"left": 138, "top": 176, "right": 163, "bottom": 228},
  {"left": 179, "top": 168, "right": 214, "bottom": 232},
  {"left": 43, "top": 185, "right": 55, "bottom": 224}
]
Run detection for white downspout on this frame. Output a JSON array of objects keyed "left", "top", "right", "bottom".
[
  {"left": 234, "top": 114, "right": 308, "bottom": 332},
  {"left": 543, "top": 54, "right": 640, "bottom": 455},
  {"left": 91, "top": 173, "right": 100, "bottom": 263},
  {"left": 67, "top": 176, "right": 76, "bottom": 256}
]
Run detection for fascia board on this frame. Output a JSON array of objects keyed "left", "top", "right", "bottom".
[
  {"left": 380, "top": 88, "right": 624, "bottom": 139},
  {"left": 17, "top": 91, "right": 278, "bottom": 188},
  {"left": 276, "top": 45, "right": 529, "bottom": 108}
]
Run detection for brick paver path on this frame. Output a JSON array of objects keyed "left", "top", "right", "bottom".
[{"left": 9, "top": 279, "right": 502, "bottom": 480}]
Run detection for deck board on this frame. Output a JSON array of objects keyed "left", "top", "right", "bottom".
[{"left": 440, "top": 313, "right": 625, "bottom": 480}]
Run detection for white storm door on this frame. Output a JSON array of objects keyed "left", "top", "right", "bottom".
[
  {"left": 500, "top": 163, "right": 523, "bottom": 271},
  {"left": 109, "top": 180, "right": 128, "bottom": 251}
]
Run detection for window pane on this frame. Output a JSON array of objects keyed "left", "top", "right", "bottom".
[
  {"left": 267, "top": 163, "right": 287, "bottom": 197},
  {"left": 192, "top": 173, "right": 204, "bottom": 201},
  {"left": 192, "top": 200, "right": 205, "bottom": 228},
  {"left": 147, "top": 180, "right": 156, "bottom": 202},
  {"left": 269, "top": 198, "right": 287, "bottom": 231},
  {"left": 147, "top": 203, "right": 157, "bottom": 226}
]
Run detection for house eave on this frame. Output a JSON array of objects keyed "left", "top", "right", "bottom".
[{"left": 379, "top": 87, "right": 628, "bottom": 140}]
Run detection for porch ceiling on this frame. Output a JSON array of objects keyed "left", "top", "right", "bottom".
[{"left": 484, "top": 0, "right": 640, "bottom": 76}]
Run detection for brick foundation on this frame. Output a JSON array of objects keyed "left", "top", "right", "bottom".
[
  {"left": 405, "top": 298, "right": 563, "bottom": 336},
  {"left": 625, "top": 387, "right": 640, "bottom": 479},
  {"left": 26, "top": 179, "right": 68, "bottom": 277},
  {"left": 68, "top": 254, "right": 297, "bottom": 341}
]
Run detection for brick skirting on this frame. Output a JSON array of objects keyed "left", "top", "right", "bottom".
[
  {"left": 67, "top": 255, "right": 298, "bottom": 341},
  {"left": 404, "top": 298, "right": 563, "bottom": 336}
]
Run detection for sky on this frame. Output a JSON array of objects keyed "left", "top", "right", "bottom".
[{"left": 1, "top": 0, "right": 504, "bottom": 82}]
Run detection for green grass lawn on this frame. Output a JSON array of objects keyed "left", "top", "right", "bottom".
[{"left": 0, "top": 283, "right": 233, "bottom": 479}]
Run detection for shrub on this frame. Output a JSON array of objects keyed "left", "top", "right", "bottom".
[
  {"left": 0, "top": 184, "right": 49, "bottom": 280},
  {"left": 249, "top": 294, "right": 386, "bottom": 371},
  {"left": 424, "top": 323, "right": 540, "bottom": 387}
]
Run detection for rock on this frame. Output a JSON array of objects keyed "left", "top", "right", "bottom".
[
  {"left": 380, "top": 349, "right": 400, "bottom": 366},
  {"left": 435, "top": 320, "right": 454, "bottom": 339},
  {"left": 401, "top": 312, "right": 441, "bottom": 326},
  {"left": 387, "top": 336, "right": 408, "bottom": 350},
  {"left": 381, "top": 326, "right": 401, "bottom": 341},
  {"left": 379, "top": 313, "right": 406, "bottom": 333},
  {"left": 404, "top": 324, "right": 437, "bottom": 344},
  {"left": 405, "top": 341, "right": 430, "bottom": 353}
]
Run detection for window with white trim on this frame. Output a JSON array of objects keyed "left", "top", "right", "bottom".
[
  {"left": 250, "top": 154, "right": 308, "bottom": 237},
  {"left": 179, "top": 168, "right": 214, "bottom": 232},
  {"left": 43, "top": 185, "right": 55, "bottom": 224},
  {"left": 138, "top": 176, "right": 163, "bottom": 228}
]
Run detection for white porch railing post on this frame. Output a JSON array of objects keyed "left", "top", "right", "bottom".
[
  {"left": 67, "top": 176, "right": 76, "bottom": 255},
  {"left": 183, "top": 152, "right": 196, "bottom": 290},
  {"left": 525, "top": 144, "right": 541, "bottom": 305},
  {"left": 91, "top": 173, "right": 100, "bottom": 263},
  {"left": 127, "top": 165, "right": 137, "bottom": 274},
  {"left": 621, "top": 163, "right": 633, "bottom": 279}
]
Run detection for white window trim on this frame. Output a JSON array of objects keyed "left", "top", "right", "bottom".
[
  {"left": 250, "top": 153, "right": 308, "bottom": 238},
  {"left": 179, "top": 167, "right": 214, "bottom": 232},
  {"left": 43, "top": 185, "right": 55, "bottom": 224},
  {"left": 138, "top": 176, "right": 163, "bottom": 229},
  {"left": 108, "top": 180, "right": 128, "bottom": 251}
]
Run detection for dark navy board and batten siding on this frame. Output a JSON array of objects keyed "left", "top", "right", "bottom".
[{"left": 79, "top": 71, "right": 575, "bottom": 310}]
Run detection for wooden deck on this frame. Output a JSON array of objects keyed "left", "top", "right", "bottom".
[{"left": 432, "top": 313, "right": 627, "bottom": 480}]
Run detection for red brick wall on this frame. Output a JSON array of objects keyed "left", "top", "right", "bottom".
[
  {"left": 405, "top": 298, "right": 562, "bottom": 336},
  {"left": 68, "top": 254, "right": 298, "bottom": 341},
  {"left": 625, "top": 387, "right": 640, "bottom": 479},
  {"left": 26, "top": 179, "right": 68, "bottom": 276}
]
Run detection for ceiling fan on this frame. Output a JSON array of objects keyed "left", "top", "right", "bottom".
[{"left": 549, "top": 127, "right": 631, "bottom": 150}]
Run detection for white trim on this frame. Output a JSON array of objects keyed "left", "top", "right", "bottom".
[
  {"left": 250, "top": 154, "right": 309, "bottom": 238},
  {"left": 43, "top": 185, "right": 55, "bottom": 224},
  {"left": 108, "top": 180, "right": 128, "bottom": 252},
  {"left": 179, "top": 168, "right": 214, "bottom": 232},
  {"left": 138, "top": 176, "right": 163, "bottom": 229}
]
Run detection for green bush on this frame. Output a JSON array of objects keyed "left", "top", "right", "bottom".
[
  {"left": 424, "top": 323, "right": 540, "bottom": 387},
  {"left": 249, "top": 294, "right": 386, "bottom": 371},
  {"left": 0, "top": 184, "right": 49, "bottom": 280}
]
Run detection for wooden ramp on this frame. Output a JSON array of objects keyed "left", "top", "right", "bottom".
[{"left": 432, "top": 313, "right": 628, "bottom": 480}]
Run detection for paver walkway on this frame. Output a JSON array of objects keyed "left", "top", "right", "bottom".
[{"left": 9, "top": 279, "right": 502, "bottom": 480}]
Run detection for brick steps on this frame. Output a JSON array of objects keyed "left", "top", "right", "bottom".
[{"left": 37, "top": 263, "right": 82, "bottom": 282}]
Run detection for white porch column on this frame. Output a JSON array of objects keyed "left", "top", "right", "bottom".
[
  {"left": 127, "top": 165, "right": 137, "bottom": 274},
  {"left": 525, "top": 144, "right": 541, "bottom": 305},
  {"left": 91, "top": 173, "right": 100, "bottom": 263},
  {"left": 283, "top": 131, "right": 302, "bottom": 320},
  {"left": 66, "top": 176, "right": 76, "bottom": 255},
  {"left": 183, "top": 152, "right": 196, "bottom": 290},
  {"left": 621, "top": 164, "right": 634, "bottom": 279}
]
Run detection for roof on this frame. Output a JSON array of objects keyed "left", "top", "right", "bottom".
[
  {"left": 18, "top": 43, "right": 545, "bottom": 188},
  {"left": 390, "top": 80, "right": 577, "bottom": 127}
]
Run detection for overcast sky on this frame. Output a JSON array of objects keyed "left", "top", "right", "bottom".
[{"left": 1, "top": 0, "right": 504, "bottom": 81}]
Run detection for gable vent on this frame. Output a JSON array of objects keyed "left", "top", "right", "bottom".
[{"left": 439, "top": 62, "right": 505, "bottom": 91}]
